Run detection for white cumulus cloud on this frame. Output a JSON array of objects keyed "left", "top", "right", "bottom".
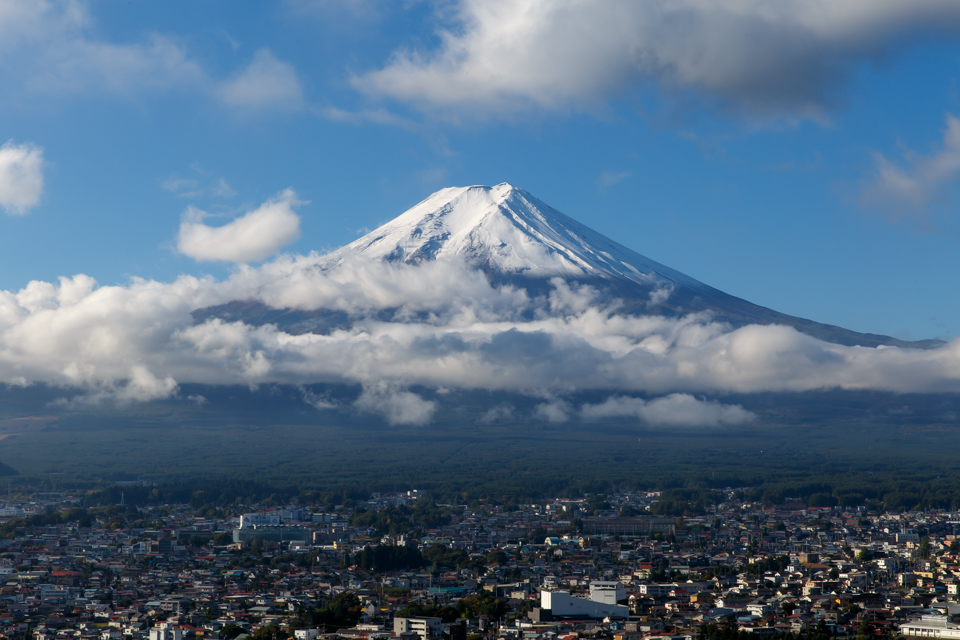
[
  {"left": 354, "top": 0, "right": 960, "bottom": 120},
  {"left": 581, "top": 393, "right": 756, "bottom": 427},
  {"left": 535, "top": 399, "right": 571, "bottom": 423},
  {"left": 355, "top": 383, "right": 436, "bottom": 426},
  {"left": 0, "top": 140, "right": 43, "bottom": 215},
  {"left": 177, "top": 189, "right": 303, "bottom": 263},
  {"left": 56, "top": 364, "right": 179, "bottom": 406}
]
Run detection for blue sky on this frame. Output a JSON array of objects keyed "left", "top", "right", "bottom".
[{"left": 4, "top": 0, "right": 960, "bottom": 342}]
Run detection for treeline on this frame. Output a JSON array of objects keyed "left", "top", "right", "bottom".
[
  {"left": 0, "top": 503, "right": 190, "bottom": 539},
  {"left": 650, "top": 488, "right": 722, "bottom": 516},
  {"left": 73, "top": 475, "right": 632, "bottom": 509},
  {"left": 396, "top": 590, "right": 507, "bottom": 621},
  {"left": 349, "top": 502, "right": 458, "bottom": 536},
  {"left": 81, "top": 480, "right": 305, "bottom": 509},
  {"left": 351, "top": 543, "right": 513, "bottom": 574},
  {"left": 700, "top": 617, "right": 891, "bottom": 640},
  {"left": 741, "top": 477, "right": 960, "bottom": 511},
  {"left": 127, "top": 476, "right": 960, "bottom": 513},
  {"left": 289, "top": 592, "right": 363, "bottom": 631},
  {"left": 14, "top": 454, "right": 960, "bottom": 513},
  {"left": 354, "top": 544, "right": 425, "bottom": 572},
  {"left": 422, "top": 544, "right": 485, "bottom": 572},
  {"left": 0, "top": 506, "right": 93, "bottom": 537},
  {"left": 744, "top": 555, "right": 790, "bottom": 576},
  {"left": 44, "top": 480, "right": 374, "bottom": 511}
]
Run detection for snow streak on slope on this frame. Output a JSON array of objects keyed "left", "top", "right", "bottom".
[{"left": 328, "top": 183, "right": 703, "bottom": 289}]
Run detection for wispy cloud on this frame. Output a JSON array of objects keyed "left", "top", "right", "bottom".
[
  {"left": 216, "top": 49, "right": 305, "bottom": 112},
  {"left": 862, "top": 114, "right": 960, "bottom": 223},
  {"left": 285, "top": 0, "right": 385, "bottom": 21},
  {"left": 0, "top": 140, "right": 44, "bottom": 215},
  {"left": 597, "top": 170, "right": 631, "bottom": 192},
  {"left": 164, "top": 174, "right": 236, "bottom": 200},
  {"left": 0, "top": 1, "right": 305, "bottom": 115},
  {"left": 480, "top": 403, "right": 514, "bottom": 423},
  {"left": 318, "top": 105, "right": 414, "bottom": 128}
]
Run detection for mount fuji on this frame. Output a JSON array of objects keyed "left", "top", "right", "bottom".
[{"left": 198, "top": 183, "right": 939, "bottom": 349}]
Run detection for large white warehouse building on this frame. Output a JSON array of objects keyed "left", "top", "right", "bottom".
[{"left": 541, "top": 582, "right": 629, "bottom": 619}]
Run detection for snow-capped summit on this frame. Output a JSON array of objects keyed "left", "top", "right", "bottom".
[{"left": 330, "top": 183, "right": 703, "bottom": 289}]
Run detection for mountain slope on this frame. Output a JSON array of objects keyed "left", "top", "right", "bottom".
[
  {"left": 330, "top": 183, "right": 701, "bottom": 287},
  {"left": 198, "top": 183, "right": 941, "bottom": 349}
]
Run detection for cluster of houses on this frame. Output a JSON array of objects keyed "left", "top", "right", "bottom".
[{"left": 1, "top": 489, "right": 959, "bottom": 640}]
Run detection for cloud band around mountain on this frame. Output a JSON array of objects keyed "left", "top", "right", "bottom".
[{"left": 2, "top": 233, "right": 960, "bottom": 425}]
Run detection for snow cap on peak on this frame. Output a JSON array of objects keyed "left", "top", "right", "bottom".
[
  {"left": 332, "top": 182, "right": 700, "bottom": 288},
  {"left": 417, "top": 182, "right": 518, "bottom": 209}
]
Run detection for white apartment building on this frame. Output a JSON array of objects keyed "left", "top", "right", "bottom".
[
  {"left": 149, "top": 625, "right": 183, "bottom": 640},
  {"left": 590, "top": 581, "right": 627, "bottom": 605},
  {"left": 393, "top": 618, "right": 443, "bottom": 640}
]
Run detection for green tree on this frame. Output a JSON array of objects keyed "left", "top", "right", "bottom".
[
  {"left": 455, "top": 590, "right": 508, "bottom": 621},
  {"left": 290, "top": 592, "right": 362, "bottom": 631},
  {"left": 356, "top": 544, "right": 425, "bottom": 573},
  {"left": 221, "top": 625, "right": 245, "bottom": 640},
  {"left": 251, "top": 625, "right": 286, "bottom": 640}
]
